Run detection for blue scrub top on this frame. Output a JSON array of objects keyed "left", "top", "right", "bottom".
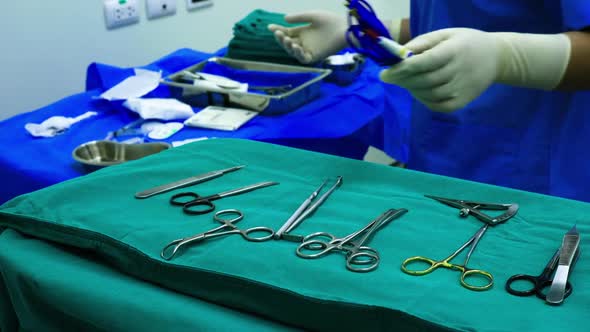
[{"left": 407, "top": 0, "right": 590, "bottom": 202}]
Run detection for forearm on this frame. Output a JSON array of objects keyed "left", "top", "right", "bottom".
[
  {"left": 494, "top": 30, "right": 590, "bottom": 91},
  {"left": 557, "top": 31, "right": 590, "bottom": 90}
]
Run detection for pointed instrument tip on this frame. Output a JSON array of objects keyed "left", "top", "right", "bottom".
[
  {"left": 222, "top": 165, "right": 246, "bottom": 173},
  {"left": 567, "top": 224, "right": 579, "bottom": 234},
  {"left": 424, "top": 194, "right": 446, "bottom": 202}
]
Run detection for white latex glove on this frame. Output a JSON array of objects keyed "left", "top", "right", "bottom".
[
  {"left": 380, "top": 28, "right": 570, "bottom": 112},
  {"left": 268, "top": 11, "right": 348, "bottom": 64}
]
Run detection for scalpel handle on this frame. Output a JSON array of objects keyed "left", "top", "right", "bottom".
[
  {"left": 135, "top": 172, "right": 223, "bottom": 199},
  {"left": 546, "top": 225, "right": 580, "bottom": 305},
  {"left": 546, "top": 265, "right": 570, "bottom": 305}
]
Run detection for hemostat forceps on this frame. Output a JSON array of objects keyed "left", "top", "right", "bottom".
[
  {"left": 297, "top": 208, "right": 408, "bottom": 272},
  {"left": 401, "top": 195, "right": 518, "bottom": 291},
  {"left": 161, "top": 209, "right": 274, "bottom": 260}
]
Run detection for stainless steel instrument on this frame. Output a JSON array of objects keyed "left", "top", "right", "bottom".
[{"left": 134, "top": 165, "right": 244, "bottom": 199}]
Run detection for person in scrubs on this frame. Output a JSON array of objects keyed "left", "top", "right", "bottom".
[{"left": 269, "top": 1, "right": 590, "bottom": 202}]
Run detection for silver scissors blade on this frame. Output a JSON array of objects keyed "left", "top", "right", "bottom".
[
  {"left": 135, "top": 165, "right": 245, "bottom": 199},
  {"left": 217, "top": 181, "right": 279, "bottom": 198}
]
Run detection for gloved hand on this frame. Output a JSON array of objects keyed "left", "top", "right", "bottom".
[
  {"left": 268, "top": 11, "right": 349, "bottom": 64},
  {"left": 380, "top": 28, "right": 570, "bottom": 112}
]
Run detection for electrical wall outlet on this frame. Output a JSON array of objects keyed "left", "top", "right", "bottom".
[
  {"left": 146, "top": 0, "right": 177, "bottom": 19},
  {"left": 103, "top": 0, "right": 140, "bottom": 29},
  {"left": 186, "top": 0, "right": 213, "bottom": 11}
]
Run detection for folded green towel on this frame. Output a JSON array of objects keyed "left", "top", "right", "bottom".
[{"left": 227, "top": 9, "right": 307, "bottom": 65}]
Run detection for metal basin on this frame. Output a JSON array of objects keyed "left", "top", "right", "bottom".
[{"left": 72, "top": 140, "right": 171, "bottom": 169}]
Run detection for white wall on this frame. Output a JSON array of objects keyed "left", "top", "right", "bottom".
[{"left": 0, "top": 1, "right": 409, "bottom": 120}]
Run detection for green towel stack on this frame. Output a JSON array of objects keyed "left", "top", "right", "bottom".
[{"left": 227, "top": 9, "right": 305, "bottom": 65}]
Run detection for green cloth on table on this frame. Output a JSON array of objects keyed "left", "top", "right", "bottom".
[
  {"left": 0, "top": 228, "right": 296, "bottom": 332},
  {"left": 227, "top": 9, "right": 303, "bottom": 65},
  {"left": 0, "top": 139, "right": 589, "bottom": 331}
]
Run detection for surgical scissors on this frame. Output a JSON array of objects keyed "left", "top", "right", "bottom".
[
  {"left": 170, "top": 181, "right": 278, "bottom": 215},
  {"left": 505, "top": 249, "right": 576, "bottom": 300},
  {"left": 296, "top": 208, "right": 408, "bottom": 272},
  {"left": 401, "top": 195, "right": 518, "bottom": 291},
  {"left": 135, "top": 165, "right": 244, "bottom": 199},
  {"left": 161, "top": 209, "right": 274, "bottom": 260}
]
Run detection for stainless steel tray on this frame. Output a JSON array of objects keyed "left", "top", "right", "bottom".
[{"left": 161, "top": 57, "right": 331, "bottom": 115}]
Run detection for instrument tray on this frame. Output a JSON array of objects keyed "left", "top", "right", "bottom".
[{"left": 161, "top": 57, "right": 331, "bottom": 115}]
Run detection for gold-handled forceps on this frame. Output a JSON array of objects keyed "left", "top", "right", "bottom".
[{"left": 401, "top": 195, "right": 518, "bottom": 291}]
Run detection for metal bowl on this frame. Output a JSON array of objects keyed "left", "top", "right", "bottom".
[
  {"left": 72, "top": 140, "right": 171, "bottom": 169},
  {"left": 321, "top": 54, "right": 366, "bottom": 86}
]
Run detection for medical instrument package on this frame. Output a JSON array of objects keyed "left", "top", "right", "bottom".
[
  {"left": 145, "top": 122, "right": 184, "bottom": 140},
  {"left": 184, "top": 106, "right": 258, "bottom": 131},
  {"left": 123, "top": 98, "right": 194, "bottom": 121},
  {"left": 161, "top": 57, "right": 331, "bottom": 115},
  {"left": 99, "top": 69, "right": 162, "bottom": 101}
]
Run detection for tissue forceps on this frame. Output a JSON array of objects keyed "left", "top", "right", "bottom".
[
  {"left": 161, "top": 209, "right": 274, "bottom": 260},
  {"left": 170, "top": 181, "right": 279, "bottom": 215},
  {"left": 296, "top": 208, "right": 408, "bottom": 272},
  {"left": 274, "top": 176, "right": 343, "bottom": 241}
]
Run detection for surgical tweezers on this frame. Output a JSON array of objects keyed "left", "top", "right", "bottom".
[{"left": 274, "top": 176, "right": 343, "bottom": 241}]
